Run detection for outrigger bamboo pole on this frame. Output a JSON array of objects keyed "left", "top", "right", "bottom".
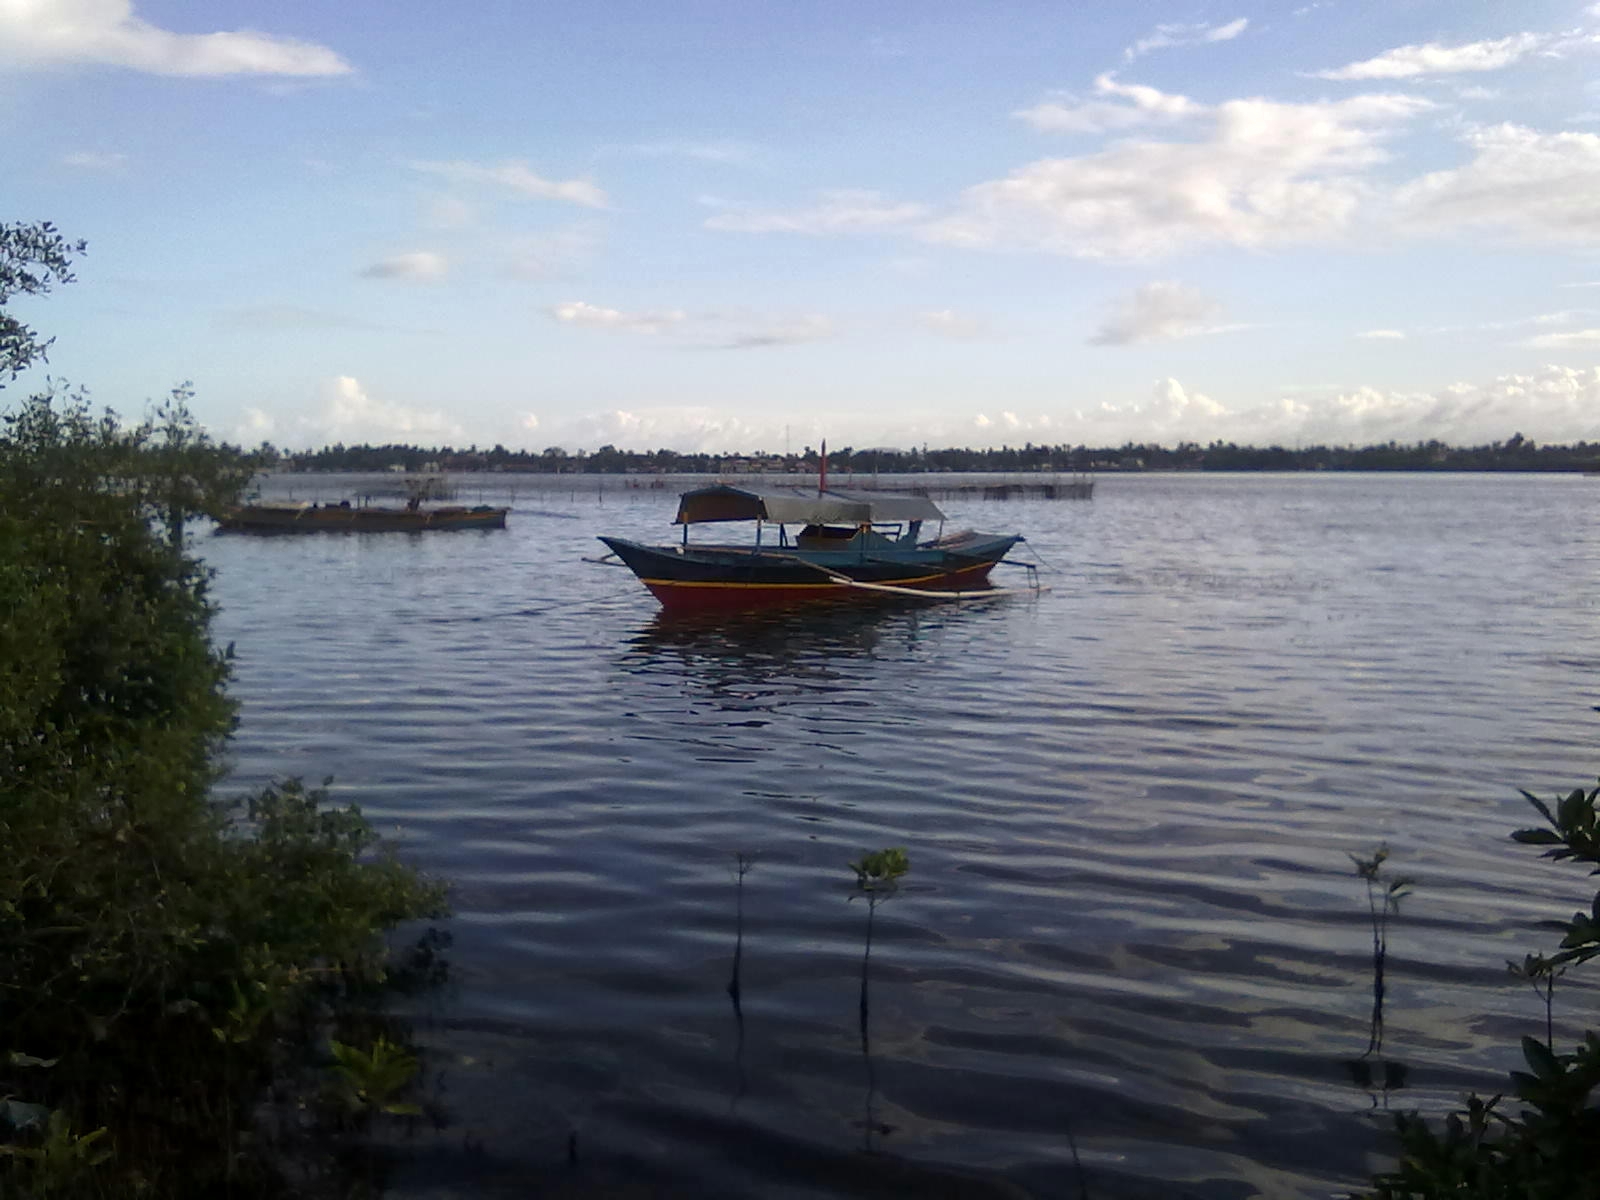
[{"left": 805, "top": 563, "right": 1046, "bottom": 602}]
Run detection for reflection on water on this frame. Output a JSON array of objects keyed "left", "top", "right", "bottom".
[
  {"left": 207, "top": 473, "right": 1600, "bottom": 1198},
  {"left": 727, "top": 851, "right": 753, "bottom": 1115},
  {"left": 623, "top": 602, "right": 949, "bottom": 673}
]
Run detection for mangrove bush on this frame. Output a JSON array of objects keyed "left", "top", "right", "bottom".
[{"left": 0, "top": 224, "right": 444, "bottom": 1197}]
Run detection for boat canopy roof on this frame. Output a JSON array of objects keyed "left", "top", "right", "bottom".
[{"left": 673, "top": 484, "right": 945, "bottom": 526}]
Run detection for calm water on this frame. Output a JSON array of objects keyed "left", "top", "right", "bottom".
[{"left": 208, "top": 472, "right": 1600, "bottom": 1199}]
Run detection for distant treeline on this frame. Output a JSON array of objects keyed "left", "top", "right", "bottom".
[{"left": 262, "top": 432, "right": 1600, "bottom": 475}]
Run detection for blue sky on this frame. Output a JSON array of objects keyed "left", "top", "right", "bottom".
[{"left": 7, "top": 0, "right": 1600, "bottom": 452}]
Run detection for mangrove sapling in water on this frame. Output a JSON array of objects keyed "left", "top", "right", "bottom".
[
  {"left": 849, "top": 848, "right": 910, "bottom": 1033},
  {"left": 1361, "top": 776, "right": 1600, "bottom": 1199},
  {"left": 329, "top": 1037, "right": 424, "bottom": 1123},
  {"left": 727, "top": 852, "right": 755, "bottom": 1111},
  {"left": 1507, "top": 954, "right": 1565, "bottom": 1053},
  {"left": 326, "top": 1034, "right": 424, "bottom": 1188},
  {"left": 727, "top": 852, "right": 756, "bottom": 1011},
  {"left": 1350, "top": 845, "right": 1413, "bottom": 1060},
  {"left": 1342, "top": 847, "right": 1413, "bottom": 1113},
  {"left": 848, "top": 848, "right": 909, "bottom": 1150}
]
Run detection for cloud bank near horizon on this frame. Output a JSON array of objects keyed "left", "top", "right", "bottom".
[{"left": 230, "top": 364, "right": 1600, "bottom": 456}]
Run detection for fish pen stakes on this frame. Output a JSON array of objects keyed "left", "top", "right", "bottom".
[{"left": 866, "top": 477, "right": 1095, "bottom": 501}]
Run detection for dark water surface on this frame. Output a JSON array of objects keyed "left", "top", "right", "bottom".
[{"left": 208, "top": 472, "right": 1600, "bottom": 1199}]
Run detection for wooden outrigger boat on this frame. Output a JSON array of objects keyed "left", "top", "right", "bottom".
[
  {"left": 215, "top": 500, "right": 509, "bottom": 534},
  {"left": 595, "top": 483, "right": 1036, "bottom": 614}
]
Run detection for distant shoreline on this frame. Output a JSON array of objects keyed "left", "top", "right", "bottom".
[
  {"left": 248, "top": 435, "right": 1600, "bottom": 477},
  {"left": 257, "top": 462, "right": 1600, "bottom": 476}
]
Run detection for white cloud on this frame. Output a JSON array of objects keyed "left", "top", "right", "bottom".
[
  {"left": 1091, "top": 281, "right": 1227, "bottom": 345},
  {"left": 550, "top": 300, "right": 686, "bottom": 334},
  {"left": 267, "top": 376, "right": 466, "bottom": 445},
  {"left": 504, "top": 226, "right": 600, "bottom": 281},
  {"left": 555, "top": 407, "right": 783, "bottom": 454},
  {"left": 927, "top": 92, "right": 1431, "bottom": 259},
  {"left": 406, "top": 160, "right": 609, "bottom": 209},
  {"left": 547, "top": 302, "right": 835, "bottom": 349},
  {"left": 711, "top": 314, "right": 833, "bottom": 350},
  {"left": 1014, "top": 74, "right": 1201, "bottom": 134},
  {"left": 1047, "top": 378, "right": 1230, "bottom": 441},
  {"left": 618, "top": 139, "right": 762, "bottom": 165},
  {"left": 1314, "top": 33, "right": 1547, "bottom": 80},
  {"left": 1044, "top": 365, "right": 1600, "bottom": 446},
  {"left": 232, "top": 406, "right": 276, "bottom": 444},
  {"left": 1414, "top": 309, "right": 1598, "bottom": 335},
  {"left": 422, "top": 194, "right": 475, "bottom": 230},
  {"left": 1356, "top": 328, "right": 1406, "bottom": 339},
  {"left": 0, "top": 0, "right": 351, "bottom": 76},
  {"left": 60, "top": 150, "right": 126, "bottom": 169},
  {"left": 1283, "top": 366, "right": 1600, "bottom": 443},
  {"left": 360, "top": 251, "right": 448, "bottom": 282},
  {"left": 1521, "top": 328, "right": 1600, "bottom": 348},
  {"left": 1396, "top": 123, "right": 1600, "bottom": 244},
  {"left": 918, "top": 309, "right": 988, "bottom": 339},
  {"left": 1142, "top": 377, "right": 1229, "bottom": 428},
  {"left": 1124, "top": 18, "right": 1248, "bottom": 62},
  {"left": 217, "top": 304, "right": 397, "bottom": 332},
  {"left": 705, "top": 189, "right": 928, "bottom": 234}
]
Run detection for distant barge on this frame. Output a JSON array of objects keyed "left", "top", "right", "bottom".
[{"left": 215, "top": 501, "right": 509, "bottom": 534}]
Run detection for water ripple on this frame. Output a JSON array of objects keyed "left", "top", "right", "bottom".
[{"left": 210, "top": 472, "right": 1600, "bottom": 1198}]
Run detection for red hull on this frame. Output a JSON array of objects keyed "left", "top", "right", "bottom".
[{"left": 642, "top": 559, "right": 1001, "bottom": 615}]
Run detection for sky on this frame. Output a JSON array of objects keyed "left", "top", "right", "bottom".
[{"left": 8, "top": 1, "right": 1600, "bottom": 453}]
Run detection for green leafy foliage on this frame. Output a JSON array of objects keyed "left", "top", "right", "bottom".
[
  {"left": 849, "top": 847, "right": 910, "bottom": 898},
  {"left": 1363, "top": 782, "right": 1600, "bottom": 1200},
  {"left": 0, "top": 1110, "right": 112, "bottom": 1198},
  {"left": 0, "top": 221, "right": 84, "bottom": 385},
  {"left": 0, "top": 388, "right": 445, "bottom": 1197},
  {"left": 329, "top": 1038, "right": 422, "bottom": 1119}
]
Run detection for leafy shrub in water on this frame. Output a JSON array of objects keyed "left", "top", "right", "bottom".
[
  {"left": 0, "top": 389, "right": 444, "bottom": 1198},
  {"left": 1362, "top": 782, "right": 1600, "bottom": 1200}
]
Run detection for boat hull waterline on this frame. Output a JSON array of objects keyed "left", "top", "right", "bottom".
[{"left": 599, "top": 532, "right": 1024, "bottom": 614}]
